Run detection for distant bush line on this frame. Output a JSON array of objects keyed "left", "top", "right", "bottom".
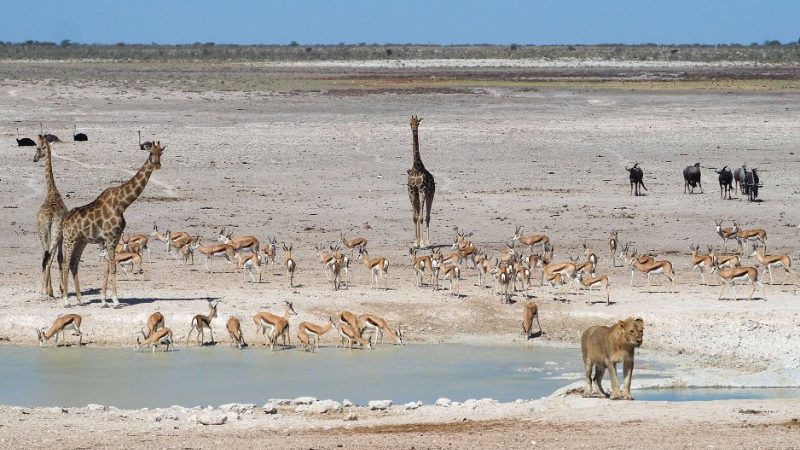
[{"left": 0, "top": 42, "right": 799, "bottom": 63}]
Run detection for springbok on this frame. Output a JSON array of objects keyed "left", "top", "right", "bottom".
[
  {"left": 282, "top": 243, "right": 296, "bottom": 288},
  {"left": 36, "top": 314, "right": 82, "bottom": 347},
  {"left": 226, "top": 316, "right": 246, "bottom": 349},
  {"left": 751, "top": 244, "right": 795, "bottom": 285},
  {"left": 710, "top": 259, "right": 766, "bottom": 301},
  {"left": 356, "top": 314, "right": 404, "bottom": 345},
  {"left": 340, "top": 232, "right": 367, "bottom": 258},
  {"left": 136, "top": 327, "right": 173, "bottom": 352},
  {"left": 609, "top": 231, "right": 619, "bottom": 267},
  {"left": 357, "top": 246, "right": 389, "bottom": 289},
  {"left": 142, "top": 312, "right": 165, "bottom": 339},
  {"left": 262, "top": 236, "right": 279, "bottom": 272},
  {"left": 298, "top": 319, "right": 335, "bottom": 351},
  {"left": 512, "top": 225, "right": 549, "bottom": 252},
  {"left": 186, "top": 300, "right": 219, "bottom": 346},
  {"left": 218, "top": 228, "right": 259, "bottom": 254},
  {"left": 410, "top": 247, "right": 433, "bottom": 287},
  {"left": 253, "top": 301, "right": 297, "bottom": 350},
  {"left": 622, "top": 249, "right": 675, "bottom": 291},
  {"left": 234, "top": 252, "right": 264, "bottom": 283},
  {"left": 432, "top": 251, "right": 460, "bottom": 296},
  {"left": 573, "top": 270, "right": 611, "bottom": 305},
  {"left": 331, "top": 321, "right": 372, "bottom": 350},
  {"left": 522, "top": 302, "right": 541, "bottom": 339},
  {"left": 689, "top": 244, "right": 713, "bottom": 285},
  {"left": 189, "top": 238, "right": 235, "bottom": 273},
  {"left": 736, "top": 226, "right": 767, "bottom": 252}
]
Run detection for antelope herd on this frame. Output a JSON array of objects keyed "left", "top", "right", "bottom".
[
  {"left": 20, "top": 120, "right": 797, "bottom": 361},
  {"left": 33, "top": 215, "right": 794, "bottom": 352}
]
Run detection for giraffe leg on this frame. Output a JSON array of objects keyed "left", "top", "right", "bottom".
[
  {"left": 44, "top": 243, "right": 59, "bottom": 298},
  {"left": 70, "top": 241, "right": 87, "bottom": 306},
  {"left": 38, "top": 219, "right": 52, "bottom": 297},
  {"left": 409, "top": 189, "right": 421, "bottom": 247},
  {"left": 417, "top": 192, "right": 427, "bottom": 247},
  {"left": 423, "top": 188, "right": 434, "bottom": 247},
  {"left": 60, "top": 240, "right": 73, "bottom": 307}
]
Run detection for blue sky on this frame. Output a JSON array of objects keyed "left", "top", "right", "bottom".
[{"left": 2, "top": 0, "right": 798, "bottom": 45}]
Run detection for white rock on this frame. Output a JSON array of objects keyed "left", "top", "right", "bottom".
[
  {"left": 296, "top": 400, "right": 342, "bottom": 414},
  {"left": 403, "top": 401, "right": 422, "bottom": 410},
  {"left": 292, "top": 396, "right": 317, "bottom": 405},
  {"left": 342, "top": 399, "right": 354, "bottom": 407},
  {"left": 435, "top": 398, "right": 452, "bottom": 407},
  {"left": 195, "top": 412, "right": 228, "bottom": 425},
  {"left": 86, "top": 404, "right": 106, "bottom": 411},
  {"left": 262, "top": 404, "right": 278, "bottom": 414},
  {"left": 46, "top": 407, "right": 67, "bottom": 414},
  {"left": 219, "top": 403, "right": 257, "bottom": 414},
  {"left": 343, "top": 412, "right": 358, "bottom": 421},
  {"left": 368, "top": 400, "right": 393, "bottom": 410},
  {"left": 268, "top": 398, "right": 293, "bottom": 405}
]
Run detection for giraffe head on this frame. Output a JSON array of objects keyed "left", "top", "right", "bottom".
[
  {"left": 410, "top": 115, "right": 422, "bottom": 131},
  {"left": 144, "top": 141, "right": 166, "bottom": 169},
  {"left": 33, "top": 136, "right": 49, "bottom": 162}
]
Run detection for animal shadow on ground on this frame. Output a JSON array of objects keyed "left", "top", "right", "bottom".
[
  {"left": 586, "top": 300, "right": 615, "bottom": 306},
  {"left": 122, "top": 296, "right": 222, "bottom": 306},
  {"left": 526, "top": 330, "right": 543, "bottom": 340},
  {"left": 719, "top": 296, "right": 766, "bottom": 302}
]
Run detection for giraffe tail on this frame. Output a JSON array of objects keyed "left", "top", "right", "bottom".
[{"left": 42, "top": 251, "right": 50, "bottom": 271}]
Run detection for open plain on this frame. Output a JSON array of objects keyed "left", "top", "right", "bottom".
[{"left": 1, "top": 57, "right": 799, "bottom": 448}]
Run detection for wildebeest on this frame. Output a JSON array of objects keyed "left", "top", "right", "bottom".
[
  {"left": 625, "top": 163, "right": 646, "bottom": 196},
  {"left": 716, "top": 166, "right": 733, "bottom": 199},
  {"left": 744, "top": 168, "right": 760, "bottom": 202},
  {"left": 734, "top": 164, "right": 747, "bottom": 195},
  {"left": 683, "top": 163, "right": 702, "bottom": 194}
]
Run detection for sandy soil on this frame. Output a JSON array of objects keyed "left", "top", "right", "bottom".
[
  {"left": 2, "top": 397, "right": 799, "bottom": 449},
  {"left": 1, "top": 61, "right": 799, "bottom": 447}
]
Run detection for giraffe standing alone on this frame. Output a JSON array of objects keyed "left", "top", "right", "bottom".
[
  {"left": 34, "top": 136, "right": 68, "bottom": 298},
  {"left": 406, "top": 115, "right": 435, "bottom": 248},
  {"left": 60, "top": 142, "right": 166, "bottom": 307}
]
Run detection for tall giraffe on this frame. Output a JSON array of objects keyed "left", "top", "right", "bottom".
[
  {"left": 406, "top": 115, "right": 435, "bottom": 248},
  {"left": 60, "top": 142, "right": 166, "bottom": 307},
  {"left": 34, "top": 136, "right": 68, "bottom": 298}
]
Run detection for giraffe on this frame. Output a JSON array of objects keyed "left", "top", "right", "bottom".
[
  {"left": 60, "top": 142, "right": 166, "bottom": 307},
  {"left": 34, "top": 136, "right": 68, "bottom": 298},
  {"left": 406, "top": 115, "right": 435, "bottom": 248}
]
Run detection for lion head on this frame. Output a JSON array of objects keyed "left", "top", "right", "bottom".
[{"left": 617, "top": 317, "right": 644, "bottom": 348}]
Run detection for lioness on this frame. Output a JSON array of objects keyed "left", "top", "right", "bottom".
[{"left": 581, "top": 317, "right": 644, "bottom": 400}]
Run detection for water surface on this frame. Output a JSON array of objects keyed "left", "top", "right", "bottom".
[{"left": 2, "top": 344, "right": 795, "bottom": 408}]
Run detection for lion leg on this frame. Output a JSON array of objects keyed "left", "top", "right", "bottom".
[
  {"left": 607, "top": 360, "right": 622, "bottom": 399},
  {"left": 622, "top": 358, "right": 635, "bottom": 400},
  {"left": 593, "top": 365, "right": 609, "bottom": 398},
  {"left": 583, "top": 360, "right": 594, "bottom": 397}
]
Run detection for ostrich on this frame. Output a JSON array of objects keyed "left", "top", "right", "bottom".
[
  {"left": 73, "top": 125, "right": 88, "bottom": 142},
  {"left": 716, "top": 166, "right": 733, "bottom": 199},
  {"left": 40, "top": 123, "right": 61, "bottom": 143},
  {"left": 16, "top": 128, "right": 35, "bottom": 146},
  {"left": 683, "top": 162, "right": 702, "bottom": 194},
  {"left": 625, "top": 163, "right": 647, "bottom": 196},
  {"left": 138, "top": 130, "right": 153, "bottom": 151}
]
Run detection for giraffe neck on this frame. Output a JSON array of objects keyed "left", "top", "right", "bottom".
[
  {"left": 112, "top": 157, "right": 156, "bottom": 212},
  {"left": 412, "top": 128, "right": 424, "bottom": 168},
  {"left": 44, "top": 145, "right": 60, "bottom": 198}
]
